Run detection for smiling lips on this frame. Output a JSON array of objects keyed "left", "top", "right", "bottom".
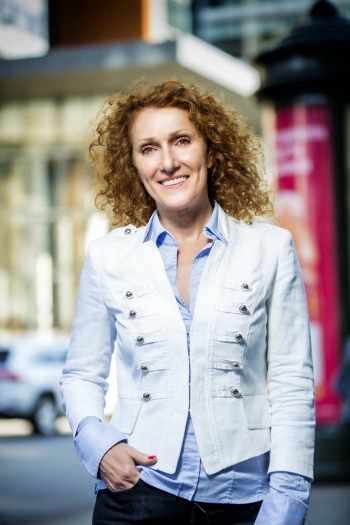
[{"left": 159, "top": 176, "right": 189, "bottom": 187}]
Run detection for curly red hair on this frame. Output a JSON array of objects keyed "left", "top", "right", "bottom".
[{"left": 88, "top": 79, "right": 273, "bottom": 226}]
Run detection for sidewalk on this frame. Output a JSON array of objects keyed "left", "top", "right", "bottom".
[{"left": 306, "top": 483, "right": 350, "bottom": 525}]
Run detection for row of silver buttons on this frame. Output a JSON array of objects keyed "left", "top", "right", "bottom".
[
  {"left": 140, "top": 362, "right": 240, "bottom": 372},
  {"left": 129, "top": 307, "right": 247, "bottom": 319},
  {"left": 124, "top": 283, "right": 251, "bottom": 301},
  {"left": 142, "top": 388, "right": 241, "bottom": 401},
  {"left": 129, "top": 304, "right": 248, "bottom": 319},
  {"left": 136, "top": 333, "right": 244, "bottom": 345}
]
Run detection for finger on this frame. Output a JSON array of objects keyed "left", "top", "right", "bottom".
[{"left": 127, "top": 447, "right": 157, "bottom": 466}]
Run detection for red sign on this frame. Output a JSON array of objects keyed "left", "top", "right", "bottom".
[{"left": 264, "top": 101, "right": 341, "bottom": 424}]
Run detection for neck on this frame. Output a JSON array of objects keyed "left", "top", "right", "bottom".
[{"left": 157, "top": 199, "right": 213, "bottom": 244}]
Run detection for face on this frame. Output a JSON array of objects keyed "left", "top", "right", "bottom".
[{"left": 131, "top": 107, "right": 212, "bottom": 216}]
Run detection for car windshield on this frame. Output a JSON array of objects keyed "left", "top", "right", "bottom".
[{"left": 0, "top": 347, "right": 9, "bottom": 363}]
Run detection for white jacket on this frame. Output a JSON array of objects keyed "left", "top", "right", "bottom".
[{"left": 61, "top": 206, "right": 315, "bottom": 479}]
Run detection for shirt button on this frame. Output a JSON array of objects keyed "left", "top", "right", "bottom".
[
  {"left": 143, "top": 393, "right": 151, "bottom": 401},
  {"left": 230, "top": 388, "right": 240, "bottom": 397},
  {"left": 241, "top": 283, "right": 251, "bottom": 291},
  {"left": 125, "top": 291, "right": 133, "bottom": 299},
  {"left": 239, "top": 305, "right": 248, "bottom": 314},
  {"left": 136, "top": 336, "right": 145, "bottom": 344},
  {"left": 235, "top": 333, "right": 244, "bottom": 342},
  {"left": 140, "top": 365, "right": 148, "bottom": 372},
  {"left": 124, "top": 228, "right": 132, "bottom": 235},
  {"left": 231, "top": 362, "right": 240, "bottom": 369},
  {"left": 129, "top": 310, "right": 137, "bottom": 318}
]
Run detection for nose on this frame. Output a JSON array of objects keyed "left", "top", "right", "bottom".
[{"left": 160, "top": 147, "right": 180, "bottom": 174}]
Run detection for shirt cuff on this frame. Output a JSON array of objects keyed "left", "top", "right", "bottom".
[
  {"left": 269, "top": 471, "right": 311, "bottom": 505},
  {"left": 254, "top": 492, "right": 308, "bottom": 525},
  {"left": 74, "top": 417, "right": 126, "bottom": 478}
]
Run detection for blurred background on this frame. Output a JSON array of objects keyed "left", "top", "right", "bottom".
[{"left": 0, "top": 1, "right": 350, "bottom": 524}]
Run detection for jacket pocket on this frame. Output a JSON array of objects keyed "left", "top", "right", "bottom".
[
  {"left": 210, "top": 330, "right": 245, "bottom": 361},
  {"left": 137, "top": 357, "right": 170, "bottom": 372},
  {"left": 217, "top": 302, "right": 250, "bottom": 315},
  {"left": 110, "top": 399, "right": 142, "bottom": 435},
  {"left": 134, "top": 330, "right": 167, "bottom": 345},
  {"left": 242, "top": 395, "right": 271, "bottom": 429}
]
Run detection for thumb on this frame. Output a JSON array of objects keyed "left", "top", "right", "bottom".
[{"left": 129, "top": 447, "right": 157, "bottom": 466}]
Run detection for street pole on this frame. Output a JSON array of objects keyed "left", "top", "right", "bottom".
[{"left": 254, "top": 0, "right": 350, "bottom": 480}]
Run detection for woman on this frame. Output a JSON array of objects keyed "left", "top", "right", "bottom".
[{"left": 61, "top": 80, "right": 315, "bottom": 525}]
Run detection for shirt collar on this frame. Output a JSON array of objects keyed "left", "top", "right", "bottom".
[{"left": 143, "top": 202, "right": 228, "bottom": 246}]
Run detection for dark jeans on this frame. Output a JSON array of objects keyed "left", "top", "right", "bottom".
[{"left": 92, "top": 479, "right": 262, "bottom": 525}]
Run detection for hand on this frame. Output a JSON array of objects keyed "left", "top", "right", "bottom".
[{"left": 99, "top": 442, "right": 157, "bottom": 492}]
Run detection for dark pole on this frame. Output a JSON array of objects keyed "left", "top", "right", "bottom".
[
  {"left": 254, "top": 0, "right": 350, "bottom": 481},
  {"left": 255, "top": 0, "right": 350, "bottom": 350}
]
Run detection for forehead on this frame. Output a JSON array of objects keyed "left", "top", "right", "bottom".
[{"left": 130, "top": 107, "right": 197, "bottom": 139}]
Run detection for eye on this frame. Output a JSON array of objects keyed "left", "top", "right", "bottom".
[
  {"left": 141, "top": 146, "right": 154, "bottom": 155},
  {"left": 176, "top": 137, "right": 191, "bottom": 146}
]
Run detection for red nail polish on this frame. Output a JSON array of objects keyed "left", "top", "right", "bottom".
[{"left": 148, "top": 455, "right": 156, "bottom": 459}]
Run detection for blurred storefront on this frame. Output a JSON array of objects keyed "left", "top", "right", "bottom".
[{"left": 0, "top": 95, "right": 103, "bottom": 331}]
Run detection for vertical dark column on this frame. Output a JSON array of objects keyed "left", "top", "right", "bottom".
[{"left": 254, "top": 0, "right": 350, "bottom": 480}]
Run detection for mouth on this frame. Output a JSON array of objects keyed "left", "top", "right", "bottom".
[{"left": 159, "top": 176, "right": 189, "bottom": 187}]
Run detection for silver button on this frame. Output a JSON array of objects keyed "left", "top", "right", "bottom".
[
  {"left": 230, "top": 388, "right": 240, "bottom": 397},
  {"left": 136, "top": 336, "right": 145, "bottom": 344},
  {"left": 125, "top": 291, "right": 133, "bottom": 299},
  {"left": 241, "top": 283, "right": 251, "bottom": 291},
  {"left": 239, "top": 305, "right": 248, "bottom": 314},
  {"left": 124, "top": 228, "right": 132, "bottom": 235},
  {"left": 235, "top": 333, "right": 244, "bottom": 342},
  {"left": 143, "top": 392, "right": 151, "bottom": 401},
  {"left": 231, "top": 362, "right": 240, "bottom": 369},
  {"left": 140, "top": 365, "right": 148, "bottom": 372},
  {"left": 129, "top": 310, "right": 137, "bottom": 318}
]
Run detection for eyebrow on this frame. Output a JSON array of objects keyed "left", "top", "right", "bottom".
[{"left": 135, "top": 129, "right": 196, "bottom": 145}]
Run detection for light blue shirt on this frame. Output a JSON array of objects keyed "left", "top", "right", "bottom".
[{"left": 75, "top": 203, "right": 311, "bottom": 523}]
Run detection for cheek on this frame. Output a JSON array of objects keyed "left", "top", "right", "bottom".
[
  {"left": 138, "top": 167, "right": 153, "bottom": 185},
  {"left": 140, "top": 174, "right": 150, "bottom": 184},
  {"left": 132, "top": 158, "right": 147, "bottom": 182}
]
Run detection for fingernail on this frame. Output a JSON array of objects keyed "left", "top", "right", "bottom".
[{"left": 148, "top": 455, "right": 156, "bottom": 459}]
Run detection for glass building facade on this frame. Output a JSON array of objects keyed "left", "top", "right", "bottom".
[
  {"left": 0, "top": 96, "right": 109, "bottom": 331},
  {"left": 168, "top": 0, "right": 350, "bottom": 60}
]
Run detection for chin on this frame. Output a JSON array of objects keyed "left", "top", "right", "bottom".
[{"left": 158, "top": 198, "right": 195, "bottom": 212}]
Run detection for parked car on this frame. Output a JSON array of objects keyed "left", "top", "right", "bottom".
[{"left": 0, "top": 333, "right": 70, "bottom": 436}]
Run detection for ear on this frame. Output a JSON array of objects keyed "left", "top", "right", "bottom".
[{"left": 207, "top": 148, "right": 213, "bottom": 169}]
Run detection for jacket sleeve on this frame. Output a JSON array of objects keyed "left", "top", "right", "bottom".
[
  {"left": 60, "top": 242, "right": 116, "bottom": 437},
  {"left": 266, "top": 228, "right": 315, "bottom": 480}
]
